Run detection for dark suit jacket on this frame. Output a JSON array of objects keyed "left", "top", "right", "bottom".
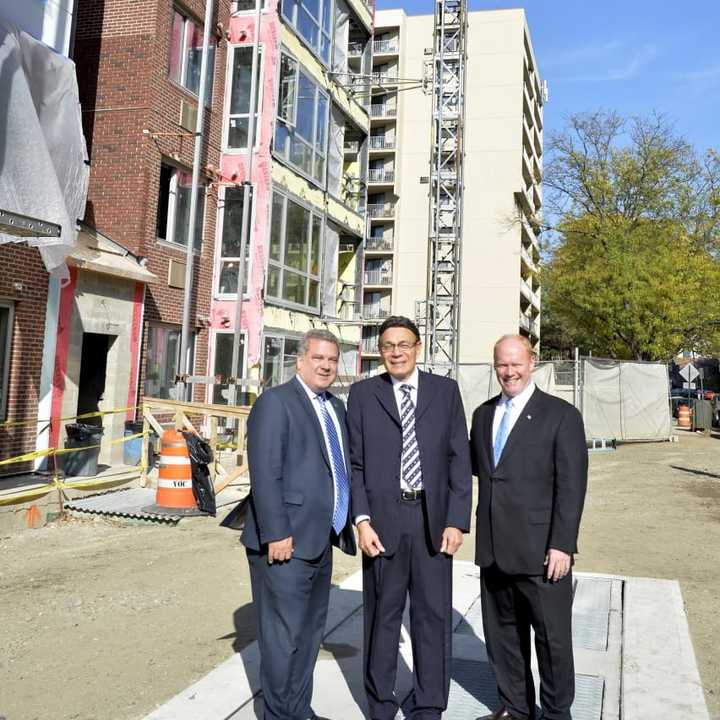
[
  {"left": 347, "top": 370, "right": 472, "bottom": 555},
  {"left": 470, "top": 387, "right": 588, "bottom": 575},
  {"left": 241, "top": 376, "right": 357, "bottom": 560}
]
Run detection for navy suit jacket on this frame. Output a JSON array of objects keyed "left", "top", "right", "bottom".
[
  {"left": 347, "top": 370, "right": 472, "bottom": 555},
  {"left": 470, "top": 387, "right": 588, "bottom": 575},
  {"left": 241, "top": 376, "right": 357, "bottom": 560}
]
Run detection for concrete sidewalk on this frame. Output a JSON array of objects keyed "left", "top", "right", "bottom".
[{"left": 144, "top": 561, "right": 708, "bottom": 720}]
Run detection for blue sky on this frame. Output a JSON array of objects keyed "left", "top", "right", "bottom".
[{"left": 375, "top": 0, "right": 720, "bottom": 153}]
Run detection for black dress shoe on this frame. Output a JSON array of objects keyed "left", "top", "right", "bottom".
[{"left": 476, "top": 708, "right": 515, "bottom": 720}]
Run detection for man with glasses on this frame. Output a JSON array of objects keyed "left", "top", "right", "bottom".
[{"left": 347, "top": 316, "right": 472, "bottom": 720}]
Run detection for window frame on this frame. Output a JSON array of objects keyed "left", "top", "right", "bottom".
[
  {"left": 156, "top": 161, "right": 206, "bottom": 252},
  {"left": 280, "top": 0, "right": 333, "bottom": 66},
  {"left": 208, "top": 329, "right": 249, "bottom": 405},
  {"left": 144, "top": 323, "right": 182, "bottom": 400},
  {"left": 214, "top": 183, "right": 256, "bottom": 299},
  {"left": 231, "top": 0, "right": 267, "bottom": 14},
  {"left": 0, "top": 300, "right": 14, "bottom": 420},
  {"left": 273, "top": 52, "right": 329, "bottom": 188},
  {"left": 223, "top": 44, "right": 265, "bottom": 153},
  {"left": 168, "top": 7, "right": 216, "bottom": 105},
  {"left": 265, "top": 188, "right": 323, "bottom": 314},
  {"left": 261, "top": 331, "right": 303, "bottom": 388}
]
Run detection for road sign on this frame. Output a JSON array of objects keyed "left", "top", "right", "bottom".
[{"left": 680, "top": 363, "right": 699, "bottom": 383}]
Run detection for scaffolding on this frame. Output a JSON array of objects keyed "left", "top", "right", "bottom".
[{"left": 418, "top": 0, "right": 468, "bottom": 377}]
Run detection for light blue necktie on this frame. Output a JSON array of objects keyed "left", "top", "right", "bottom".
[
  {"left": 318, "top": 394, "right": 350, "bottom": 535},
  {"left": 493, "top": 398, "right": 514, "bottom": 467}
]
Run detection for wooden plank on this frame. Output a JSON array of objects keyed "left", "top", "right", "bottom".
[
  {"left": 214, "top": 464, "right": 248, "bottom": 494},
  {"left": 143, "top": 396, "right": 251, "bottom": 420},
  {"left": 142, "top": 408, "right": 165, "bottom": 438},
  {"left": 209, "top": 417, "right": 218, "bottom": 483}
]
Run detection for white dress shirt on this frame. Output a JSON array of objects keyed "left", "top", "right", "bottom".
[
  {"left": 492, "top": 381, "right": 536, "bottom": 444},
  {"left": 355, "top": 369, "right": 421, "bottom": 525},
  {"left": 296, "top": 374, "right": 345, "bottom": 511}
]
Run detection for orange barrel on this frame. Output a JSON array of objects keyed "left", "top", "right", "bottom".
[
  {"left": 677, "top": 405, "right": 691, "bottom": 428},
  {"left": 155, "top": 429, "right": 197, "bottom": 509}
]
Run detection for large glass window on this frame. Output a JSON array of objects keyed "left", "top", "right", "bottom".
[
  {"left": 0, "top": 302, "right": 13, "bottom": 420},
  {"left": 226, "top": 46, "right": 263, "bottom": 149},
  {"left": 216, "top": 186, "right": 253, "bottom": 296},
  {"left": 156, "top": 162, "right": 205, "bottom": 250},
  {"left": 211, "top": 332, "right": 248, "bottom": 405},
  {"left": 274, "top": 54, "right": 328, "bottom": 185},
  {"left": 262, "top": 334, "right": 301, "bottom": 388},
  {"left": 281, "top": 0, "right": 332, "bottom": 64},
  {"left": 169, "top": 9, "right": 215, "bottom": 103},
  {"left": 267, "top": 191, "right": 322, "bottom": 312},
  {"left": 145, "top": 324, "right": 181, "bottom": 399}
]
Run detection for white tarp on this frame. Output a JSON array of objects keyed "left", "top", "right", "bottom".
[
  {"left": 582, "top": 359, "right": 671, "bottom": 441},
  {"left": 0, "top": 21, "right": 89, "bottom": 276}
]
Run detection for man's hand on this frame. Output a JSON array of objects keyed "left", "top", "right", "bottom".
[
  {"left": 544, "top": 548, "right": 571, "bottom": 582},
  {"left": 357, "top": 521, "right": 386, "bottom": 557},
  {"left": 440, "top": 526, "right": 463, "bottom": 555},
  {"left": 268, "top": 536, "right": 293, "bottom": 564}
]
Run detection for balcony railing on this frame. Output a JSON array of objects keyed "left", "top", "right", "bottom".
[
  {"left": 364, "top": 269, "right": 393, "bottom": 285},
  {"left": 369, "top": 136, "right": 395, "bottom": 150},
  {"left": 372, "top": 72, "right": 398, "bottom": 86},
  {"left": 344, "top": 140, "right": 359, "bottom": 153},
  {"left": 373, "top": 39, "right": 399, "bottom": 54},
  {"left": 365, "top": 236, "right": 394, "bottom": 251},
  {"left": 367, "top": 202, "right": 396, "bottom": 218},
  {"left": 368, "top": 168, "right": 395, "bottom": 183},
  {"left": 348, "top": 41, "right": 364, "bottom": 56},
  {"left": 363, "top": 306, "right": 391, "bottom": 319},
  {"left": 370, "top": 104, "right": 397, "bottom": 118},
  {"left": 362, "top": 336, "right": 380, "bottom": 352}
]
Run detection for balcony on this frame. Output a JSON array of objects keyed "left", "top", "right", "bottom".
[
  {"left": 365, "top": 236, "right": 394, "bottom": 252},
  {"left": 372, "top": 72, "right": 398, "bottom": 87},
  {"left": 373, "top": 39, "right": 399, "bottom": 54},
  {"left": 344, "top": 140, "right": 359, "bottom": 154},
  {"left": 367, "top": 201, "right": 396, "bottom": 218},
  {"left": 348, "top": 41, "right": 364, "bottom": 57},
  {"left": 370, "top": 104, "right": 397, "bottom": 118},
  {"left": 369, "top": 136, "right": 395, "bottom": 150},
  {"left": 364, "top": 269, "right": 393, "bottom": 286},
  {"left": 520, "top": 277, "right": 541, "bottom": 311},
  {"left": 520, "top": 244, "right": 537, "bottom": 273},
  {"left": 368, "top": 168, "right": 395, "bottom": 184},
  {"left": 363, "top": 305, "right": 391, "bottom": 320},
  {"left": 362, "top": 336, "right": 380, "bottom": 352}
]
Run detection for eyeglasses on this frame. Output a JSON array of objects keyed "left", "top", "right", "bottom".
[{"left": 379, "top": 341, "right": 418, "bottom": 354}]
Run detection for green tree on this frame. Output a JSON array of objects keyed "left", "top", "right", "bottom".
[{"left": 540, "top": 112, "right": 720, "bottom": 360}]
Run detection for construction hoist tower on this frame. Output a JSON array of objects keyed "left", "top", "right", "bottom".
[{"left": 419, "top": 0, "right": 468, "bottom": 377}]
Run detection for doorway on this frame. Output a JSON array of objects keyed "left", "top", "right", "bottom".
[{"left": 77, "top": 333, "right": 112, "bottom": 426}]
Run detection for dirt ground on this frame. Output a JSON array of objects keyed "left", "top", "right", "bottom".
[{"left": 1, "top": 429, "right": 719, "bottom": 720}]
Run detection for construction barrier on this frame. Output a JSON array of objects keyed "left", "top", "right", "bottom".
[{"left": 155, "top": 429, "right": 195, "bottom": 509}]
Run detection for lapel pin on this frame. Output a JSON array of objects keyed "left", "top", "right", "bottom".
[{"left": 527, "top": 414, "right": 532, "bottom": 420}]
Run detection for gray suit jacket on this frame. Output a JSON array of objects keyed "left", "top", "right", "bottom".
[{"left": 241, "top": 376, "right": 357, "bottom": 560}]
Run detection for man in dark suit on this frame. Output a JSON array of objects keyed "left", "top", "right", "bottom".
[
  {"left": 470, "top": 335, "right": 588, "bottom": 720},
  {"left": 347, "top": 316, "right": 472, "bottom": 720},
  {"left": 242, "top": 329, "right": 356, "bottom": 720}
]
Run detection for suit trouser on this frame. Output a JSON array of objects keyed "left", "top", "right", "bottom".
[
  {"left": 363, "top": 498, "right": 453, "bottom": 720},
  {"left": 247, "top": 544, "right": 332, "bottom": 720},
  {"left": 481, "top": 564, "right": 574, "bottom": 720}
]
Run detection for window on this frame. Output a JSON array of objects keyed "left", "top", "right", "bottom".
[
  {"left": 169, "top": 9, "right": 215, "bottom": 103},
  {"left": 262, "top": 334, "right": 301, "bottom": 387},
  {"left": 281, "top": 0, "right": 332, "bottom": 64},
  {"left": 211, "top": 332, "right": 249, "bottom": 404},
  {"left": 274, "top": 53, "right": 328, "bottom": 185},
  {"left": 267, "top": 191, "right": 322, "bottom": 312},
  {"left": 144, "top": 324, "right": 181, "bottom": 399},
  {"left": 216, "top": 186, "right": 253, "bottom": 296},
  {"left": 232, "top": 0, "right": 266, "bottom": 12},
  {"left": 156, "top": 163, "right": 205, "bottom": 250},
  {"left": 226, "top": 46, "right": 263, "bottom": 150},
  {"left": 0, "top": 302, "right": 14, "bottom": 420}
]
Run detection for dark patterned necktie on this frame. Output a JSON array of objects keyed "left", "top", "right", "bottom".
[{"left": 400, "top": 384, "right": 423, "bottom": 489}]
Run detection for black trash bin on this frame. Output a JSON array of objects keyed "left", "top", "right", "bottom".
[{"left": 62, "top": 423, "right": 104, "bottom": 477}]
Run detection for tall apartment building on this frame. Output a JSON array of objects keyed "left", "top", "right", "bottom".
[{"left": 361, "top": 8, "right": 544, "bottom": 373}]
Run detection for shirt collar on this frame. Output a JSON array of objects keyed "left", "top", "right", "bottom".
[
  {"left": 390, "top": 367, "right": 419, "bottom": 390},
  {"left": 296, "top": 373, "right": 326, "bottom": 401},
  {"left": 500, "top": 380, "right": 536, "bottom": 407}
]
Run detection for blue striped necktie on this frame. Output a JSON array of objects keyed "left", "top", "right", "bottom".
[
  {"left": 400, "top": 384, "right": 423, "bottom": 489},
  {"left": 493, "top": 398, "right": 514, "bottom": 466},
  {"left": 318, "top": 394, "right": 350, "bottom": 535}
]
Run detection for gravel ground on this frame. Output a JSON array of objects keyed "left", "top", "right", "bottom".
[{"left": 0, "top": 428, "right": 718, "bottom": 719}]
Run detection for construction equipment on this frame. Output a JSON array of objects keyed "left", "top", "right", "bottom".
[{"left": 418, "top": 0, "right": 468, "bottom": 377}]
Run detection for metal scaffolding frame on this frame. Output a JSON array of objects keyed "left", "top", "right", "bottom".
[{"left": 418, "top": 0, "right": 468, "bottom": 377}]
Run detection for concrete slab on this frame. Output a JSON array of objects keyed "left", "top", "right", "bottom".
[{"left": 143, "top": 562, "right": 709, "bottom": 720}]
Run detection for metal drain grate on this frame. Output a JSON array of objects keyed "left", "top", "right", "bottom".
[{"left": 572, "top": 577, "right": 612, "bottom": 651}]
